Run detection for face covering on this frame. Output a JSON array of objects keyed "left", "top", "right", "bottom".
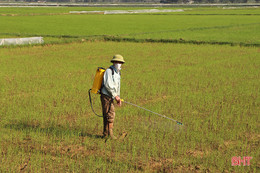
[{"left": 114, "top": 63, "right": 122, "bottom": 71}]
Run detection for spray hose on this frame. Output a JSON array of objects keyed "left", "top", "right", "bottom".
[
  {"left": 88, "top": 89, "right": 103, "bottom": 117},
  {"left": 121, "top": 99, "right": 183, "bottom": 126}
]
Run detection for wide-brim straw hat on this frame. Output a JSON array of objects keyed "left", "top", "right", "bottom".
[{"left": 111, "top": 54, "right": 125, "bottom": 63}]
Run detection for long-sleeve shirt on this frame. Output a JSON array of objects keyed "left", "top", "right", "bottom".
[{"left": 101, "top": 65, "right": 121, "bottom": 99}]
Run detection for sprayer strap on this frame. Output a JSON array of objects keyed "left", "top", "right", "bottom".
[
  {"left": 109, "top": 66, "right": 121, "bottom": 76},
  {"left": 109, "top": 66, "right": 114, "bottom": 75}
]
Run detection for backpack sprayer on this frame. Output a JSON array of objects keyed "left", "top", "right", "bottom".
[
  {"left": 88, "top": 67, "right": 106, "bottom": 117},
  {"left": 89, "top": 67, "right": 183, "bottom": 126}
]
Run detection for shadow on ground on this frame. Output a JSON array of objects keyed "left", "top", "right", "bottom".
[{"left": 4, "top": 120, "right": 103, "bottom": 139}]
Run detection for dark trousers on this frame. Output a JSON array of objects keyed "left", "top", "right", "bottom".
[{"left": 100, "top": 93, "right": 115, "bottom": 135}]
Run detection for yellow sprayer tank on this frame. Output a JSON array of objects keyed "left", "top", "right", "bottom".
[{"left": 91, "top": 67, "right": 106, "bottom": 94}]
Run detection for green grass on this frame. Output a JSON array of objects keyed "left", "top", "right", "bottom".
[
  {"left": 0, "top": 15, "right": 259, "bottom": 44},
  {"left": 0, "top": 6, "right": 259, "bottom": 172},
  {"left": 181, "top": 7, "right": 260, "bottom": 15},
  {"left": 0, "top": 6, "right": 260, "bottom": 15},
  {"left": 0, "top": 7, "right": 168, "bottom": 15},
  {"left": 0, "top": 41, "right": 259, "bottom": 172},
  {"left": 0, "top": 7, "right": 259, "bottom": 45}
]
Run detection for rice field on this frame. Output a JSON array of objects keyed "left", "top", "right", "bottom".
[
  {"left": 0, "top": 6, "right": 259, "bottom": 45},
  {"left": 0, "top": 5, "right": 259, "bottom": 172}
]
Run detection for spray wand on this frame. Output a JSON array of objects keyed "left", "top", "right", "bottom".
[
  {"left": 89, "top": 67, "right": 183, "bottom": 125},
  {"left": 121, "top": 99, "right": 183, "bottom": 126}
]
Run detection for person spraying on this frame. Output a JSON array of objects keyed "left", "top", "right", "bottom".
[
  {"left": 100, "top": 55, "right": 125, "bottom": 139},
  {"left": 89, "top": 54, "right": 182, "bottom": 139}
]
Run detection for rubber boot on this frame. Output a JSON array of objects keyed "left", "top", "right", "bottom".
[
  {"left": 103, "top": 119, "right": 108, "bottom": 138},
  {"left": 108, "top": 123, "right": 117, "bottom": 140}
]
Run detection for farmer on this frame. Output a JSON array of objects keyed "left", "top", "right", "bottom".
[{"left": 100, "top": 54, "right": 125, "bottom": 139}]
